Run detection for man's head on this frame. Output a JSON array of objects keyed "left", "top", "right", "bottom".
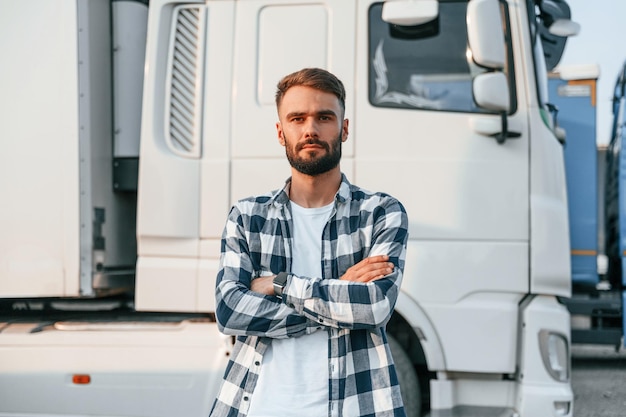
[
  {"left": 275, "top": 68, "right": 349, "bottom": 177},
  {"left": 275, "top": 68, "right": 346, "bottom": 114}
]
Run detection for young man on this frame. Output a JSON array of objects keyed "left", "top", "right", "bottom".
[{"left": 210, "top": 68, "right": 409, "bottom": 417}]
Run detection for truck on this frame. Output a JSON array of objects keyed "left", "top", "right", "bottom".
[
  {"left": 553, "top": 62, "right": 626, "bottom": 349},
  {"left": 0, "top": 1, "right": 578, "bottom": 416}
]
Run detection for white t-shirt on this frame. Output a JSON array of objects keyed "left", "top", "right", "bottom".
[{"left": 247, "top": 201, "right": 334, "bottom": 417}]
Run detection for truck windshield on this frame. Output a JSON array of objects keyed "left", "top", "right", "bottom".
[{"left": 368, "top": 0, "right": 513, "bottom": 114}]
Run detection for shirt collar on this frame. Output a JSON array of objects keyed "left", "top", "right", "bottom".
[{"left": 270, "top": 173, "right": 351, "bottom": 206}]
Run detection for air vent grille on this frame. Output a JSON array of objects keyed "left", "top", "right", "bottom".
[{"left": 166, "top": 6, "right": 205, "bottom": 157}]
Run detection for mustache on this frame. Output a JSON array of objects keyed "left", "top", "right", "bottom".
[{"left": 295, "top": 138, "right": 329, "bottom": 152}]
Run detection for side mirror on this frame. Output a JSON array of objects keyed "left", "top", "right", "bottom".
[
  {"left": 382, "top": 0, "right": 438, "bottom": 26},
  {"left": 537, "top": 0, "right": 578, "bottom": 70},
  {"left": 473, "top": 72, "right": 510, "bottom": 112},
  {"left": 466, "top": 0, "right": 505, "bottom": 69},
  {"left": 548, "top": 19, "right": 580, "bottom": 37}
]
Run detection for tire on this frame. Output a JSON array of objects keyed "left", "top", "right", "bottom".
[{"left": 388, "top": 334, "right": 421, "bottom": 417}]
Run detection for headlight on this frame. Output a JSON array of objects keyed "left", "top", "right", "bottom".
[{"left": 539, "top": 330, "right": 570, "bottom": 382}]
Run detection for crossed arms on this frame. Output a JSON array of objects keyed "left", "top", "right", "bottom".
[{"left": 215, "top": 198, "right": 408, "bottom": 338}]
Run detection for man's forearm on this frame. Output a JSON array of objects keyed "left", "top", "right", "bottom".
[
  {"left": 251, "top": 255, "right": 393, "bottom": 297},
  {"left": 282, "top": 271, "right": 400, "bottom": 330},
  {"left": 215, "top": 276, "right": 310, "bottom": 338}
]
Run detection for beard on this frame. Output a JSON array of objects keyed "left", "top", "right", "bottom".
[{"left": 284, "top": 133, "right": 342, "bottom": 176}]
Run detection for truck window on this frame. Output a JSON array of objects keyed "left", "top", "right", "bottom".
[
  {"left": 368, "top": 1, "right": 513, "bottom": 114},
  {"left": 527, "top": 1, "right": 551, "bottom": 117}
]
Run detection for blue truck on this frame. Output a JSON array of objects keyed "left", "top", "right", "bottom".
[{"left": 551, "top": 63, "right": 626, "bottom": 347}]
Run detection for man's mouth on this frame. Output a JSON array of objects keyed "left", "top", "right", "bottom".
[{"left": 297, "top": 140, "right": 327, "bottom": 152}]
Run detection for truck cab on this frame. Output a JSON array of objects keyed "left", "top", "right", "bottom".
[{"left": 0, "top": 1, "right": 576, "bottom": 416}]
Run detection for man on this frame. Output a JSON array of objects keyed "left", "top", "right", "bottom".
[{"left": 210, "top": 68, "right": 409, "bottom": 417}]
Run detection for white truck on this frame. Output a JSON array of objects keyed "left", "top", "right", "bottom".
[{"left": 0, "top": 0, "right": 577, "bottom": 416}]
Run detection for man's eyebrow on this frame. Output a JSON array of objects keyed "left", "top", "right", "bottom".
[
  {"left": 317, "top": 109, "right": 338, "bottom": 117},
  {"left": 286, "top": 111, "right": 307, "bottom": 119},
  {"left": 285, "top": 110, "right": 338, "bottom": 119}
]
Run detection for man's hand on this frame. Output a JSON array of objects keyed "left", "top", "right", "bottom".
[
  {"left": 251, "top": 276, "right": 275, "bottom": 296},
  {"left": 340, "top": 255, "right": 394, "bottom": 283}
]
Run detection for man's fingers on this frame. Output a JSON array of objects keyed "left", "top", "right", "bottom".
[
  {"left": 339, "top": 255, "right": 395, "bottom": 281},
  {"left": 342, "top": 262, "right": 394, "bottom": 282},
  {"left": 356, "top": 265, "right": 393, "bottom": 282},
  {"left": 370, "top": 255, "right": 390, "bottom": 263},
  {"left": 357, "top": 255, "right": 389, "bottom": 268},
  {"left": 349, "top": 255, "right": 390, "bottom": 273}
]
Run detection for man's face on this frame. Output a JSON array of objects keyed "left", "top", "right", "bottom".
[{"left": 276, "top": 86, "right": 349, "bottom": 176}]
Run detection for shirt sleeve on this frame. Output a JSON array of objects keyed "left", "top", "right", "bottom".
[
  {"left": 215, "top": 205, "right": 316, "bottom": 339},
  {"left": 282, "top": 196, "right": 409, "bottom": 330}
]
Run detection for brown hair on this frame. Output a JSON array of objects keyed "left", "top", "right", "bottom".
[{"left": 275, "top": 68, "right": 346, "bottom": 111}]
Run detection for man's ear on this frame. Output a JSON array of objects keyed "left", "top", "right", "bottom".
[
  {"left": 276, "top": 122, "right": 285, "bottom": 146},
  {"left": 341, "top": 118, "right": 349, "bottom": 143}
]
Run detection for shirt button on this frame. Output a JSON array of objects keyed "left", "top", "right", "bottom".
[
  {"left": 254, "top": 361, "right": 260, "bottom": 366},
  {"left": 318, "top": 318, "right": 324, "bottom": 323},
  {"left": 243, "top": 396, "right": 249, "bottom": 401}
]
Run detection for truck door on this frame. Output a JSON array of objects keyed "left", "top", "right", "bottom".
[{"left": 354, "top": 0, "right": 530, "bottom": 373}]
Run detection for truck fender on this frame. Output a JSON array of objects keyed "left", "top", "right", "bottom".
[{"left": 393, "top": 290, "right": 446, "bottom": 370}]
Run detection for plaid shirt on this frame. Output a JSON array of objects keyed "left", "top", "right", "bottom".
[{"left": 210, "top": 174, "right": 409, "bottom": 417}]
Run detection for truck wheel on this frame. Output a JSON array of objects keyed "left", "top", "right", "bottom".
[{"left": 388, "top": 334, "right": 421, "bottom": 417}]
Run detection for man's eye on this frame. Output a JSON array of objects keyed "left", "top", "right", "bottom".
[{"left": 319, "top": 116, "right": 331, "bottom": 121}]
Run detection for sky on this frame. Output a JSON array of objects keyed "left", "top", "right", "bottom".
[{"left": 558, "top": 0, "right": 626, "bottom": 145}]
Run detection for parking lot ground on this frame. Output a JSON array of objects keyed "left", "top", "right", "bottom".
[{"left": 572, "top": 344, "right": 626, "bottom": 417}]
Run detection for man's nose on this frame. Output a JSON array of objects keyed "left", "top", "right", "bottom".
[{"left": 303, "top": 118, "right": 319, "bottom": 137}]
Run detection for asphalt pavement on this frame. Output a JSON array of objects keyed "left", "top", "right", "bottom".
[{"left": 571, "top": 344, "right": 626, "bottom": 417}]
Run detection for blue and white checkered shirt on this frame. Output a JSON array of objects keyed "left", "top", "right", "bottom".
[{"left": 210, "top": 174, "right": 409, "bottom": 417}]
